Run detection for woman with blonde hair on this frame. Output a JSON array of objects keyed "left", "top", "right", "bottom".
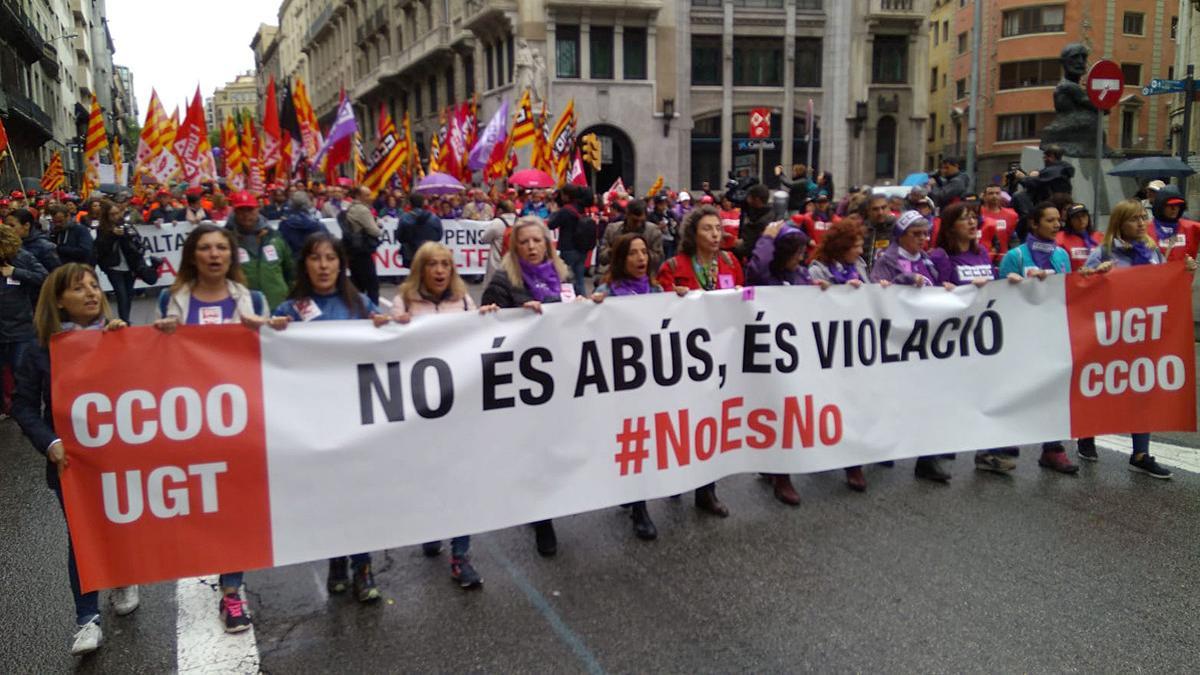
[
  {"left": 481, "top": 216, "right": 572, "bottom": 557},
  {"left": 1080, "top": 198, "right": 1197, "bottom": 476},
  {"left": 392, "top": 240, "right": 497, "bottom": 585},
  {"left": 13, "top": 263, "right": 136, "bottom": 655}
]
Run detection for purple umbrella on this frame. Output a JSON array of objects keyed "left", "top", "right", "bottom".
[{"left": 415, "top": 172, "right": 466, "bottom": 195}]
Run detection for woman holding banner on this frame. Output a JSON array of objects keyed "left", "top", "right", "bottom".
[
  {"left": 153, "top": 223, "right": 286, "bottom": 633},
  {"left": 745, "top": 220, "right": 810, "bottom": 505},
  {"left": 1081, "top": 198, "right": 1197, "bottom": 478},
  {"left": 273, "top": 232, "right": 392, "bottom": 600},
  {"left": 592, "top": 232, "right": 663, "bottom": 539},
  {"left": 656, "top": 205, "right": 743, "bottom": 517},
  {"left": 809, "top": 216, "right": 873, "bottom": 492},
  {"left": 12, "top": 263, "right": 136, "bottom": 655},
  {"left": 481, "top": 216, "right": 572, "bottom": 556},
  {"left": 997, "top": 202, "right": 1080, "bottom": 475},
  {"left": 870, "top": 211, "right": 962, "bottom": 483},
  {"left": 929, "top": 202, "right": 1023, "bottom": 474},
  {"left": 394, "top": 241, "right": 499, "bottom": 584}
]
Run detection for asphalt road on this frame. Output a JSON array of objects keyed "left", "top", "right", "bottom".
[{"left": 2, "top": 289, "right": 1199, "bottom": 673}]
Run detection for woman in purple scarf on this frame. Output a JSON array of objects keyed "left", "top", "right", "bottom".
[
  {"left": 481, "top": 216, "right": 573, "bottom": 557},
  {"left": 745, "top": 220, "right": 811, "bottom": 505},
  {"left": 592, "top": 233, "right": 662, "bottom": 540}
]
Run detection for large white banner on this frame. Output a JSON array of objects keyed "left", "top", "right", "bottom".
[{"left": 51, "top": 265, "right": 1198, "bottom": 590}]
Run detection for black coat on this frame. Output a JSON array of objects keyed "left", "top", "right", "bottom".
[
  {"left": 94, "top": 224, "right": 143, "bottom": 271},
  {"left": 0, "top": 248, "right": 47, "bottom": 342},
  {"left": 11, "top": 340, "right": 59, "bottom": 489},
  {"left": 397, "top": 209, "right": 443, "bottom": 265},
  {"left": 22, "top": 230, "right": 61, "bottom": 273},
  {"left": 481, "top": 271, "right": 564, "bottom": 309},
  {"left": 930, "top": 170, "right": 971, "bottom": 208},
  {"left": 51, "top": 222, "right": 95, "bottom": 265}
]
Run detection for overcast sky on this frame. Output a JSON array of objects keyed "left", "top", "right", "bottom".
[{"left": 106, "top": 0, "right": 279, "bottom": 120}]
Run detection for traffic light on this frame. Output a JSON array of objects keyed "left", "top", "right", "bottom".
[{"left": 581, "top": 133, "right": 602, "bottom": 170}]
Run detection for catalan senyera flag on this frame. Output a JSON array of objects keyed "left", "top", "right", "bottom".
[
  {"left": 363, "top": 108, "right": 405, "bottom": 193},
  {"left": 549, "top": 99, "right": 576, "bottom": 183},
  {"left": 40, "top": 151, "right": 65, "bottom": 191},
  {"left": 353, "top": 131, "right": 367, "bottom": 185},
  {"left": 111, "top": 135, "right": 124, "bottom": 185},
  {"left": 402, "top": 111, "right": 416, "bottom": 188},
  {"left": 147, "top": 96, "right": 179, "bottom": 184},
  {"left": 82, "top": 94, "right": 108, "bottom": 200},
  {"left": 135, "top": 89, "right": 163, "bottom": 177},
  {"left": 511, "top": 89, "right": 535, "bottom": 148},
  {"left": 532, "top": 102, "right": 554, "bottom": 175},
  {"left": 646, "top": 175, "right": 664, "bottom": 199},
  {"left": 262, "top": 77, "right": 282, "bottom": 169},
  {"left": 222, "top": 115, "right": 245, "bottom": 190},
  {"left": 293, "top": 77, "right": 321, "bottom": 162}
]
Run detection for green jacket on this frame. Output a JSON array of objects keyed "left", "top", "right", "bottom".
[{"left": 229, "top": 216, "right": 295, "bottom": 309}]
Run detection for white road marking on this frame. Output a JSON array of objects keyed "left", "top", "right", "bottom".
[
  {"left": 1096, "top": 435, "right": 1200, "bottom": 473},
  {"left": 176, "top": 577, "right": 260, "bottom": 674}
]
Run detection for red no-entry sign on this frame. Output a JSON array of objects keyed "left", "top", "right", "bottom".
[{"left": 1086, "top": 60, "right": 1125, "bottom": 111}]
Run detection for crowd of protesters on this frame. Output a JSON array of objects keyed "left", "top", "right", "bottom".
[{"left": 4, "top": 148, "right": 1198, "bottom": 656}]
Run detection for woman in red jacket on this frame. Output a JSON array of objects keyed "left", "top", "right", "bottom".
[
  {"left": 1056, "top": 203, "right": 1102, "bottom": 272},
  {"left": 656, "top": 205, "right": 744, "bottom": 518}
]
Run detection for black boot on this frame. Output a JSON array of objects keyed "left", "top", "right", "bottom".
[
  {"left": 630, "top": 501, "right": 658, "bottom": 541},
  {"left": 694, "top": 483, "right": 729, "bottom": 517},
  {"left": 533, "top": 520, "right": 557, "bottom": 557},
  {"left": 914, "top": 456, "right": 951, "bottom": 482}
]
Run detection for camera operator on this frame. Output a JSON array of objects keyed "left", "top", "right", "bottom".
[{"left": 735, "top": 183, "right": 775, "bottom": 262}]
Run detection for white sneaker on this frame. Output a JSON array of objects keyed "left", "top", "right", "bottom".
[
  {"left": 111, "top": 585, "right": 140, "bottom": 616},
  {"left": 70, "top": 618, "right": 102, "bottom": 655}
]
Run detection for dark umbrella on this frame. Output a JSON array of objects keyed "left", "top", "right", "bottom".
[
  {"left": 20, "top": 177, "right": 41, "bottom": 193},
  {"left": 1107, "top": 156, "right": 1196, "bottom": 178}
]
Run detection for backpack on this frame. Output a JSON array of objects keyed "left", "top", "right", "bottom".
[
  {"left": 573, "top": 215, "right": 598, "bottom": 252},
  {"left": 337, "top": 210, "right": 381, "bottom": 256}
]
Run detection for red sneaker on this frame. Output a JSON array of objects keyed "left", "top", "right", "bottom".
[
  {"left": 1038, "top": 448, "right": 1079, "bottom": 475},
  {"left": 845, "top": 466, "right": 866, "bottom": 492}
]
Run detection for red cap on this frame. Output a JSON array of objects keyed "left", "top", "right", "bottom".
[
  {"left": 1167, "top": 197, "right": 1186, "bottom": 205},
  {"left": 156, "top": 188, "right": 171, "bottom": 197},
  {"left": 10, "top": 190, "right": 24, "bottom": 199},
  {"left": 700, "top": 195, "right": 715, "bottom": 204},
  {"left": 131, "top": 196, "right": 144, "bottom": 206},
  {"left": 185, "top": 186, "right": 203, "bottom": 197},
  {"left": 0, "top": 199, "right": 9, "bottom": 207},
  {"left": 336, "top": 176, "right": 353, "bottom": 188},
  {"left": 266, "top": 183, "right": 278, "bottom": 191},
  {"left": 229, "top": 191, "right": 258, "bottom": 209},
  {"left": 790, "top": 213, "right": 805, "bottom": 225}
]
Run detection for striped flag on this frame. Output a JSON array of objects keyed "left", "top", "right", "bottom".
[
  {"left": 511, "top": 89, "right": 535, "bottom": 148},
  {"left": 149, "top": 104, "right": 181, "bottom": 184},
  {"left": 532, "top": 102, "right": 554, "bottom": 175},
  {"left": 222, "top": 115, "right": 245, "bottom": 190},
  {"left": 353, "top": 131, "right": 367, "bottom": 184},
  {"left": 549, "top": 99, "right": 576, "bottom": 184},
  {"left": 40, "top": 151, "right": 65, "bottom": 191},
  {"left": 363, "top": 108, "right": 405, "bottom": 193},
  {"left": 262, "top": 77, "right": 282, "bottom": 169},
  {"left": 111, "top": 135, "right": 124, "bottom": 185},
  {"left": 83, "top": 94, "right": 108, "bottom": 199},
  {"left": 134, "top": 89, "right": 163, "bottom": 177},
  {"left": 292, "top": 77, "right": 322, "bottom": 162}
]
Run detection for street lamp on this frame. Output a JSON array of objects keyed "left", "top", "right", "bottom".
[{"left": 662, "top": 98, "right": 675, "bottom": 138}]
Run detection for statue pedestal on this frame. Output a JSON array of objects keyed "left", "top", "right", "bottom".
[{"left": 1019, "top": 147, "right": 1137, "bottom": 227}]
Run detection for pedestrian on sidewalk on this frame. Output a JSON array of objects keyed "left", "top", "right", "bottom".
[{"left": 12, "top": 263, "right": 139, "bottom": 656}]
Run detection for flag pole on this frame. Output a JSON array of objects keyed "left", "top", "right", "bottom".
[{"left": 6, "top": 151, "right": 22, "bottom": 193}]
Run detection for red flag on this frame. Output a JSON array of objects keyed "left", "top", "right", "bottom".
[
  {"left": 0, "top": 113, "right": 11, "bottom": 157},
  {"left": 172, "top": 88, "right": 208, "bottom": 185},
  {"left": 569, "top": 149, "right": 587, "bottom": 186},
  {"left": 262, "top": 77, "right": 282, "bottom": 169}
]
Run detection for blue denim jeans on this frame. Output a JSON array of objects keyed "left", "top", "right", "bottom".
[
  {"left": 1, "top": 340, "right": 29, "bottom": 414},
  {"left": 560, "top": 249, "right": 587, "bottom": 296},
  {"left": 53, "top": 485, "right": 100, "bottom": 623},
  {"left": 105, "top": 269, "right": 135, "bottom": 324},
  {"left": 1131, "top": 432, "right": 1150, "bottom": 455}
]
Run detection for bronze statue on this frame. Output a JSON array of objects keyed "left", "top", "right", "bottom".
[{"left": 1040, "top": 43, "right": 1107, "bottom": 157}]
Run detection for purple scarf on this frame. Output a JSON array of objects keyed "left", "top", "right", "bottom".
[
  {"left": 828, "top": 261, "right": 860, "bottom": 285},
  {"left": 518, "top": 256, "right": 563, "bottom": 301},
  {"left": 1025, "top": 234, "right": 1058, "bottom": 270},
  {"left": 1125, "top": 239, "right": 1157, "bottom": 266},
  {"left": 609, "top": 276, "right": 652, "bottom": 296}
]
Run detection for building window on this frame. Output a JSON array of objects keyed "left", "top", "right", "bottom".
[
  {"left": 485, "top": 45, "right": 494, "bottom": 89},
  {"left": 928, "top": 112, "right": 937, "bottom": 142},
  {"left": 429, "top": 78, "right": 437, "bottom": 112},
  {"left": 445, "top": 68, "right": 455, "bottom": 105},
  {"left": 590, "top": 26, "right": 614, "bottom": 79},
  {"left": 414, "top": 86, "right": 422, "bottom": 118},
  {"left": 931, "top": 66, "right": 938, "bottom": 92},
  {"left": 507, "top": 35, "right": 515, "bottom": 82},
  {"left": 1001, "top": 5, "right": 1065, "bottom": 37},
  {"left": 1123, "top": 12, "right": 1144, "bottom": 36},
  {"left": 872, "top": 36, "right": 908, "bottom": 84},
  {"left": 932, "top": 20, "right": 939, "bottom": 46},
  {"left": 733, "top": 37, "right": 783, "bottom": 86},
  {"left": 942, "top": 20, "right": 948, "bottom": 43},
  {"left": 957, "top": 31, "right": 968, "bottom": 55},
  {"left": 1121, "top": 63, "right": 1141, "bottom": 87},
  {"left": 557, "top": 25, "right": 581, "bottom": 78},
  {"left": 956, "top": 78, "right": 966, "bottom": 99},
  {"left": 692, "top": 35, "right": 722, "bottom": 85},
  {"left": 998, "top": 59, "right": 1061, "bottom": 89},
  {"left": 1169, "top": 66, "right": 1176, "bottom": 80},
  {"left": 1172, "top": 16, "right": 1179, "bottom": 40},
  {"left": 795, "top": 39, "right": 822, "bottom": 87},
  {"left": 1121, "top": 109, "right": 1136, "bottom": 148},
  {"left": 624, "top": 27, "right": 647, "bottom": 80},
  {"left": 875, "top": 116, "right": 897, "bottom": 178},
  {"left": 997, "top": 112, "right": 1054, "bottom": 141}
]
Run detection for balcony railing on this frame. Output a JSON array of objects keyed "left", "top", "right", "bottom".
[
  {"left": 305, "top": 5, "right": 333, "bottom": 47},
  {"left": 1, "top": 86, "right": 54, "bottom": 139},
  {"left": 0, "top": 0, "right": 47, "bottom": 63},
  {"left": 870, "top": 0, "right": 921, "bottom": 16}
]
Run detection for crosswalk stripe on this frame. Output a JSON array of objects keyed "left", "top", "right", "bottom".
[{"left": 1096, "top": 435, "right": 1200, "bottom": 473}]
